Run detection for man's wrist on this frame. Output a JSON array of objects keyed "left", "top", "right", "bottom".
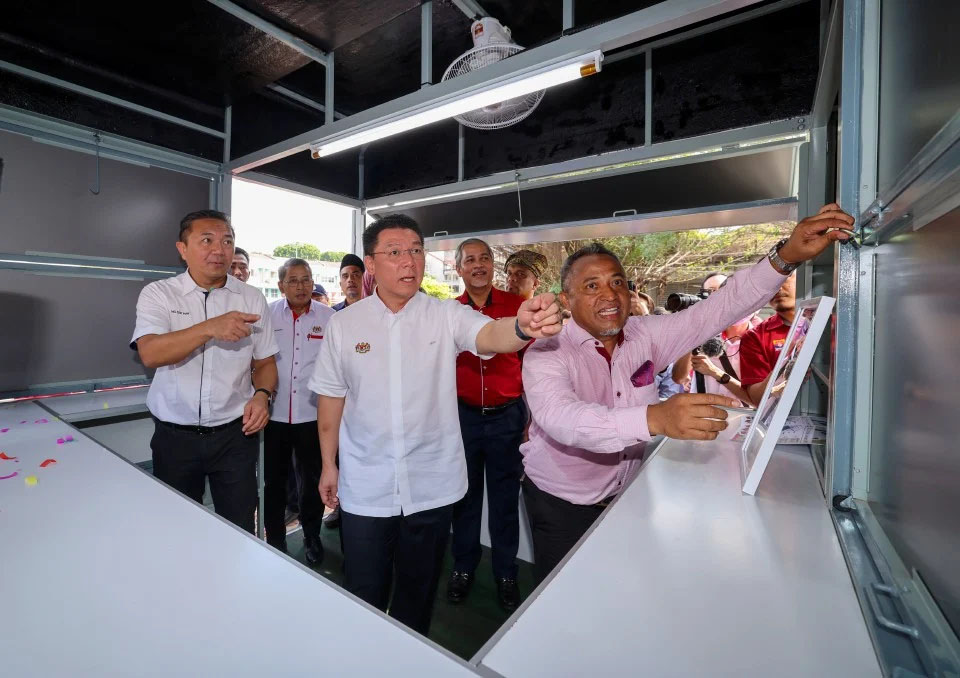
[
  {"left": 646, "top": 402, "right": 662, "bottom": 436},
  {"left": 253, "top": 388, "right": 273, "bottom": 405},
  {"left": 515, "top": 317, "right": 533, "bottom": 342}
]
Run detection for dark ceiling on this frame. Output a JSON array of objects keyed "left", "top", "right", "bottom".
[{"left": 0, "top": 0, "right": 822, "bottom": 195}]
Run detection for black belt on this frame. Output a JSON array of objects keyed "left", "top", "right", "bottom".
[
  {"left": 154, "top": 416, "right": 242, "bottom": 435},
  {"left": 458, "top": 397, "right": 522, "bottom": 416}
]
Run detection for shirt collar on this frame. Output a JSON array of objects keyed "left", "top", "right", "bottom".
[
  {"left": 178, "top": 270, "right": 242, "bottom": 296},
  {"left": 565, "top": 317, "right": 632, "bottom": 347},
  {"left": 281, "top": 298, "right": 317, "bottom": 317},
  {"left": 458, "top": 287, "right": 496, "bottom": 309},
  {"left": 371, "top": 287, "right": 421, "bottom": 316}
]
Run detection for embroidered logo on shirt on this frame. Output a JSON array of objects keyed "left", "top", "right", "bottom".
[
  {"left": 312, "top": 325, "right": 323, "bottom": 334},
  {"left": 171, "top": 310, "right": 190, "bottom": 316},
  {"left": 772, "top": 338, "right": 786, "bottom": 351},
  {"left": 355, "top": 342, "right": 371, "bottom": 354}
]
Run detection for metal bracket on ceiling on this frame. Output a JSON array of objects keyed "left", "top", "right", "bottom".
[
  {"left": 514, "top": 171, "right": 523, "bottom": 228},
  {"left": 89, "top": 132, "right": 102, "bottom": 196}
]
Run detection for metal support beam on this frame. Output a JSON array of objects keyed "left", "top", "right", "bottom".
[
  {"left": 236, "top": 172, "right": 362, "bottom": 209},
  {"left": 644, "top": 49, "right": 653, "bottom": 146},
  {"left": 230, "top": 0, "right": 768, "bottom": 174},
  {"left": 605, "top": 0, "right": 805, "bottom": 66},
  {"left": 0, "top": 59, "right": 226, "bottom": 139},
  {"left": 325, "top": 52, "right": 335, "bottom": 126},
  {"left": 421, "top": 1, "right": 433, "bottom": 88},
  {"left": 811, "top": 0, "right": 842, "bottom": 128},
  {"left": 265, "top": 84, "right": 345, "bottom": 119},
  {"left": 450, "top": 0, "right": 488, "bottom": 20},
  {"left": 0, "top": 104, "right": 221, "bottom": 179},
  {"left": 365, "top": 118, "right": 806, "bottom": 211},
  {"left": 563, "top": 0, "right": 575, "bottom": 31},
  {"left": 218, "top": 106, "right": 233, "bottom": 213},
  {"left": 458, "top": 124, "right": 466, "bottom": 181},
  {"left": 425, "top": 198, "right": 797, "bottom": 250},
  {"left": 358, "top": 147, "right": 365, "bottom": 201},
  {"left": 829, "top": 0, "right": 866, "bottom": 500},
  {"left": 205, "top": 0, "right": 328, "bottom": 66}
]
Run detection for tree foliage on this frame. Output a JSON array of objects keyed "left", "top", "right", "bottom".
[
  {"left": 420, "top": 274, "right": 455, "bottom": 300},
  {"left": 273, "top": 242, "right": 322, "bottom": 260}
]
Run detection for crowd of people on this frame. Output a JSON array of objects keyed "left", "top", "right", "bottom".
[{"left": 131, "top": 205, "right": 853, "bottom": 636}]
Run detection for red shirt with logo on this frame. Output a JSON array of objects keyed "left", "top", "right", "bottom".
[
  {"left": 739, "top": 313, "right": 790, "bottom": 386},
  {"left": 456, "top": 288, "right": 525, "bottom": 407}
]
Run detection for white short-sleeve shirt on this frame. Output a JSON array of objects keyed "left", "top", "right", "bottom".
[
  {"left": 269, "top": 298, "right": 335, "bottom": 424},
  {"left": 308, "top": 291, "right": 493, "bottom": 517},
  {"left": 131, "top": 271, "right": 279, "bottom": 427}
]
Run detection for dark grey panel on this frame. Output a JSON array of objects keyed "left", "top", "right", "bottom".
[
  {"left": 869, "top": 206, "right": 960, "bottom": 634},
  {"left": 364, "top": 120, "right": 459, "bottom": 197},
  {"left": 0, "top": 272, "right": 149, "bottom": 393},
  {"left": 0, "top": 129, "right": 207, "bottom": 266},
  {"left": 394, "top": 147, "right": 794, "bottom": 237},
  {"left": 253, "top": 147, "right": 360, "bottom": 199},
  {"left": 652, "top": 1, "right": 818, "bottom": 143},
  {"left": 877, "top": 0, "right": 960, "bottom": 193}
]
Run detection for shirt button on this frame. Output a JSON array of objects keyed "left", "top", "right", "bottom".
[
  {"left": 293, "top": 390, "right": 297, "bottom": 394},
  {"left": 295, "top": 347, "right": 299, "bottom": 351},
  {"left": 616, "top": 391, "right": 621, "bottom": 397},
  {"left": 295, "top": 362, "right": 298, "bottom": 365},
  {"left": 293, "top": 376, "right": 297, "bottom": 379}
]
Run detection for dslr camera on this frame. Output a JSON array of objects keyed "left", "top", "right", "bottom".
[{"left": 665, "top": 290, "right": 709, "bottom": 312}]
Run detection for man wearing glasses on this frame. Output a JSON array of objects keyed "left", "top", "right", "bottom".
[
  {"left": 264, "top": 258, "right": 335, "bottom": 564},
  {"left": 309, "top": 214, "right": 563, "bottom": 636}
]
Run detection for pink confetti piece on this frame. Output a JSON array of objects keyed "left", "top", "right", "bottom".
[
  {"left": 40, "top": 459, "right": 57, "bottom": 468},
  {"left": 57, "top": 438, "right": 64, "bottom": 445},
  {"left": 19, "top": 420, "right": 27, "bottom": 424},
  {"left": 0, "top": 471, "right": 17, "bottom": 480},
  {"left": 34, "top": 418, "right": 49, "bottom": 424},
  {"left": 65, "top": 435, "right": 74, "bottom": 442},
  {"left": 0, "top": 428, "right": 9, "bottom": 433}
]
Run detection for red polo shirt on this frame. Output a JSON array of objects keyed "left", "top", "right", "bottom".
[
  {"left": 739, "top": 313, "right": 791, "bottom": 386},
  {"left": 456, "top": 288, "right": 525, "bottom": 407}
]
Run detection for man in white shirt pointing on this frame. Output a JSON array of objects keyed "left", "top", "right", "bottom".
[
  {"left": 309, "top": 214, "right": 562, "bottom": 636},
  {"left": 131, "top": 210, "right": 278, "bottom": 532}
]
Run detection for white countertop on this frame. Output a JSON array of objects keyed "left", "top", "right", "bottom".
[
  {"left": 477, "top": 437, "right": 880, "bottom": 677},
  {"left": 0, "top": 400, "right": 478, "bottom": 677}
]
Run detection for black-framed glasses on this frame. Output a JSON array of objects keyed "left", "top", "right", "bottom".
[{"left": 371, "top": 247, "right": 425, "bottom": 260}]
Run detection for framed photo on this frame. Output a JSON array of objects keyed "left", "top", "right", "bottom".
[{"left": 739, "top": 296, "right": 835, "bottom": 495}]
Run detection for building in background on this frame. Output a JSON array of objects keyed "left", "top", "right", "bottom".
[{"left": 247, "top": 252, "right": 345, "bottom": 305}]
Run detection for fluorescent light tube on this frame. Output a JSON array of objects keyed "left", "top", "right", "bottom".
[{"left": 312, "top": 50, "right": 602, "bottom": 158}]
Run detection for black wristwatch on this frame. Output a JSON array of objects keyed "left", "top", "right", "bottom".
[
  {"left": 515, "top": 318, "right": 533, "bottom": 342},
  {"left": 718, "top": 373, "right": 731, "bottom": 385},
  {"left": 767, "top": 237, "right": 800, "bottom": 274},
  {"left": 254, "top": 388, "right": 275, "bottom": 406}
]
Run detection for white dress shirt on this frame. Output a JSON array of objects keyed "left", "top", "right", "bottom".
[
  {"left": 269, "top": 298, "right": 335, "bottom": 424},
  {"left": 308, "top": 291, "right": 493, "bottom": 517},
  {"left": 131, "top": 271, "right": 279, "bottom": 427}
]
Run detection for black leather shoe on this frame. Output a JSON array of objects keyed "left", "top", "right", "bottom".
[
  {"left": 497, "top": 578, "right": 521, "bottom": 612},
  {"left": 446, "top": 570, "right": 473, "bottom": 603},
  {"left": 304, "top": 536, "right": 324, "bottom": 566}
]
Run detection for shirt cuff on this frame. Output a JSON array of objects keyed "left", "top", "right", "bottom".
[
  {"left": 614, "top": 405, "right": 652, "bottom": 444},
  {"left": 308, "top": 379, "right": 347, "bottom": 398}
]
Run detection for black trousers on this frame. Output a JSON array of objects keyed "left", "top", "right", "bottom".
[
  {"left": 452, "top": 399, "right": 525, "bottom": 580},
  {"left": 151, "top": 418, "right": 258, "bottom": 533},
  {"left": 264, "top": 420, "right": 324, "bottom": 551},
  {"left": 522, "top": 476, "right": 606, "bottom": 583},
  {"left": 340, "top": 504, "right": 453, "bottom": 636}
]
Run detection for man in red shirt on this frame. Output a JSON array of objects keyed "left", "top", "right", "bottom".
[
  {"left": 739, "top": 271, "right": 797, "bottom": 405},
  {"left": 447, "top": 237, "right": 527, "bottom": 612}
]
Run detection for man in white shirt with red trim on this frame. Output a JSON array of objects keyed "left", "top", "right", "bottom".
[{"left": 264, "top": 258, "right": 335, "bottom": 563}]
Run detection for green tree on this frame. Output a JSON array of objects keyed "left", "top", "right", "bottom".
[
  {"left": 317, "top": 250, "right": 349, "bottom": 262},
  {"left": 420, "top": 274, "right": 455, "bottom": 300},
  {"left": 273, "top": 242, "right": 323, "bottom": 260}
]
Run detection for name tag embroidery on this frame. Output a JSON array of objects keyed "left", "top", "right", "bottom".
[{"left": 171, "top": 310, "right": 190, "bottom": 316}]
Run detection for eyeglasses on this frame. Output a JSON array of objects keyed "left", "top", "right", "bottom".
[
  {"left": 285, "top": 277, "right": 314, "bottom": 288},
  {"left": 371, "top": 247, "right": 425, "bottom": 260}
]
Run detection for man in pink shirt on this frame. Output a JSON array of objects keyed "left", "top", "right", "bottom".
[{"left": 520, "top": 204, "right": 853, "bottom": 580}]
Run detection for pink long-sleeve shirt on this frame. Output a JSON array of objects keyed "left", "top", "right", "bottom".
[{"left": 521, "top": 259, "right": 787, "bottom": 505}]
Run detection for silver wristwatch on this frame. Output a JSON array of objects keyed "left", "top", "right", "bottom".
[{"left": 767, "top": 238, "right": 800, "bottom": 274}]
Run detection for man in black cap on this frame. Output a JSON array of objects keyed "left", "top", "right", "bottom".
[
  {"left": 333, "top": 254, "right": 364, "bottom": 311},
  {"left": 311, "top": 283, "right": 330, "bottom": 306}
]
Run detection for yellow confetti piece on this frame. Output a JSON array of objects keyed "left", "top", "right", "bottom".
[
  {"left": 103, "top": 403, "right": 110, "bottom": 409},
  {"left": 24, "top": 475, "right": 38, "bottom": 486}
]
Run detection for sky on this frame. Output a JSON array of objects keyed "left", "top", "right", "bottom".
[{"left": 230, "top": 178, "right": 355, "bottom": 255}]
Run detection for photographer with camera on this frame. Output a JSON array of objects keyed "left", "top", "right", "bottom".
[{"left": 675, "top": 315, "right": 753, "bottom": 405}]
